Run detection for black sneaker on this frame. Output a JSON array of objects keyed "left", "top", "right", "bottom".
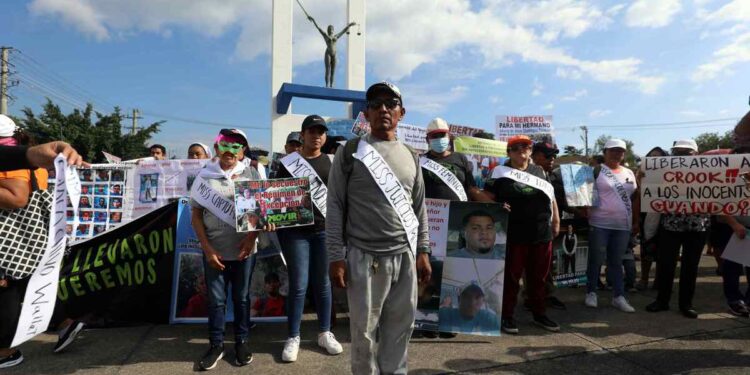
[
  {"left": 533, "top": 315, "right": 560, "bottom": 332},
  {"left": 54, "top": 320, "right": 85, "bottom": 353},
  {"left": 235, "top": 340, "right": 253, "bottom": 366},
  {"left": 729, "top": 302, "right": 750, "bottom": 317},
  {"left": 438, "top": 331, "right": 457, "bottom": 339},
  {"left": 547, "top": 296, "right": 566, "bottom": 310},
  {"left": 646, "top": 301, "right": 669, "bottom": 312},
  {"left": 680, "top": 307, "right": 699, "bottom": 319},
  {"left": 199, "top": 344, "right": 225, "bottom": 371},
  {"left": 0, "top": 350, "right": 23, "bottom": 369},
  {"left": 501, "top": 318, "right": 519, "bottom": 334}
]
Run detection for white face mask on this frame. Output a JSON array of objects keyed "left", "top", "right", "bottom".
[{"left": 429, "top": 137, "right": 450, "bottom": 153}]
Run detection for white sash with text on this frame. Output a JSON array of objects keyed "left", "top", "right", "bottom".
[
  {"left": 353, "top": 139, "right": 419, "bottom": 254},
  {"left": 281, "top": 152, "right": 328, "bottom": 217},
  {"left": 419, "top": 156, "right": 468, "bottom": 201},
  {"left": 600, "top": 165, "right": 633, "bottom": 228},
  {"left": 491, "top": 165, "right": 555, "bottom": 203},
  {"left": 190, "top": 176, "right": 237, "bottom": 228}
]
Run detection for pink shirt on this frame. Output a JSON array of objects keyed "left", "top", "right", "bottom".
[{"left": 590, "top": 166, "right": 637, "bottom": 231}]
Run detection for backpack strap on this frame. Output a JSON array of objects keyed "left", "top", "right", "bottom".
[
  {"left": 29, "top": 169, "right": 40, "bottom": 192},
  {"left": 593, "top": 165, "right": 601, "bottom": 180}
]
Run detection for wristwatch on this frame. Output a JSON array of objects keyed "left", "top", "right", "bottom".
[{"left": 417, "top": 246, "right": 432, "bottom": 255}]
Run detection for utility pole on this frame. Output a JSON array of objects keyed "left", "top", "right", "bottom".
[
  {"left": 125, "top": 108, "right": 142, "bottom": 135},
  {"left": 1, "top": 47, "right": 11, "bottom": 115},
  {"left": 580, "top": 125, "right": 589, "bottom": 157}
]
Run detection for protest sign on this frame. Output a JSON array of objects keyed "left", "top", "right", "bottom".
[
  {"left": 453, "top": 136, "right": 508, "bottom": 189},
  {"left": 495, "top": 115, "right": 554, "bottom": 143},
  {"left": 426, "top": 199, "right": 450, "bottom": 258},
  {"left": 560, "top": 164, "right": 599, "bottom": 207},
  {"left": 11, "top": 156, "right": 73, "bottom": 347},
  {"left": 398, "top": 123, "right": 428, "bottom": 152},
  {"left": 71, "top": 164, "right": 134, "bottom": 242},
  {"left": 58, "top": 201, "right": 177, "bottom": 325},
  {"left": 641, "top": 154, "right": 750, "bottom": 215},
  {"left": 416, "top": 201, "right": 506, "bottom": 335},
  {"left": 234, "top": 177, "right": 314, "bottom": 231},
  {"left": 449, "top": 123, "right": 485, "bottom": 137},
  {"left": 132, "top": 159, "right": 207, "bottom": 218},
  {"left": 721, "top": 233, "right": 750, "bottom": 267},
  {"left": 551, "top": 227, "right": 589, "bottom": 287},
  {"left": 350, "top": 111, "right": 370, "bottom": 136}
]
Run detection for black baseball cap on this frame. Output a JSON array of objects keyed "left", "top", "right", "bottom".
[
  {"left": 301, "top": 114, "right": 328, "bottom": 132},
  {"left": 532, "top": 142, "right": 559, "bottom": 157}
]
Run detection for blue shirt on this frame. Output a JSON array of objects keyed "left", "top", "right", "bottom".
[{"left": 438, "top": 307, "right": 500, "bottom": 334}]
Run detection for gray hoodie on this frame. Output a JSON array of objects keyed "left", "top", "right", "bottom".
[{"left": 326, "top": 134, "right": 429, "bottom": 261}]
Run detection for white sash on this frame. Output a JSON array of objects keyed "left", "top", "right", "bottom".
[
  {"left": 491, "top": 165, "right": 555, "bottom": 203},
  {"left": 12, "top": 155, "right": 73, "bottom": 346},
  {"left": 353, "top": 139, "right": 419, "bottom": 255},
  {"left": 419, "top": 156, "right": 468, "bottom": 201},
  {"left": 189, "top": 176, "right": 237, "bottom": 227},
  {"left": 600, "top": 165, "right": 633, "bottom": 228},
  {"left": 281, "top": 152, "right": 328, "bottom": 217}
]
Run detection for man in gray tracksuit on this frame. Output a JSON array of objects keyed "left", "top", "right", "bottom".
[{"left": 327, "top": 82, "right": 431, "bottom": 375}]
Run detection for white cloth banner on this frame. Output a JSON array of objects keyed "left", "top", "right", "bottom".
[
  {"left": 353, "top": 139, "right": 419, "bottom": 254},
  {"left": 189, "top": 176, "right": 237, "bottom": 228},
  {"left": 12, "top": 155, "right": 73, "bottom": 347},
  {"left": 491, "top": 165, "right": 555, "bottom": 203},
  {"left": 281, "top": 152, "right": 328, "bottom": 217},
  {"left": 420, "top": 157, "right": 468, "bottom": 202}
]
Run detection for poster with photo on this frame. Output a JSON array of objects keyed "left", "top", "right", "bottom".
[
  {"left": 426, "top": 199, "right": 450, "bottom": 258},
  {"left": 70, "top": 164, "right": 135, "bottom": 242},
  {"left": 132, "top": 159, "right": 207, "bottom": 218},
  {"left": 234, "top": 177, "right": 314, "bottom": 232},
  {"left": 560, "top": 164, "right": 599, "bottom": 207},
  {"left": 415, "top": 258, "right": 443, "bottom": 332},
  {"left": 438, "top": 257, "right": 504, "bottom": 336},
  {"left": 446, "top": 201, "right": 507, "bottom": 260},
  {"left": 552, "top": 226, "right": 589, "bottom": 287}
]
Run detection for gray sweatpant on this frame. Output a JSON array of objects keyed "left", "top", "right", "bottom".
[{"left": 346, "top": 246, "right": 417, "bottom": 375}]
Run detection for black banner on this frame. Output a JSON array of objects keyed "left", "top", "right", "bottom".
[{"left": 58, "top": 203, "right": 177, "bottom": 325}]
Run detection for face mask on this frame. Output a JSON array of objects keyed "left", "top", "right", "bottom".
[
  {"left": 429, "top": 137, "right": 450, "bottom": 153},
  {"left": 217, "top": 141, "right": 244, "bottom": 154}
]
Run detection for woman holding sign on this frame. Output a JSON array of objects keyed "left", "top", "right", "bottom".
[
  {"left": 276, "top": 115, "right": 343, "bottom": 363},
  {"left": 189, "top": 128, "right": 272, "bottom": 371},
  {"left": 584, "top": 139, "right": 639, "bottom": 313}
]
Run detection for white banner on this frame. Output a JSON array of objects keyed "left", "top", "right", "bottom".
[
  {"left": 641, "top": 155, "right": 750, "bottom": 215},
  {"left": 495, "top": 115, "right": 554, "bottom": 143},
  {"left": 12, "top": 155, "right": 73, "bottom": 347},
  {"left": 420, "top": 157, "right": 468, "bottom": 201},
  {"left": 353, "top": 139, "right": 419, "bottom": 254},
  {"left": 132, "top": 159, "right": 207, "bottom": 218},
  {"left": 280, "top": 152, "right": 328, "bottom": 217}
]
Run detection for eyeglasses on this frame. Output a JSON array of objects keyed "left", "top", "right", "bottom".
[
  {"left": 509, "top": 144, "right": 531, "bottom": 152},
  {"left": 217, "top": 141, "right": 244, "bottom": 154},
  {"left": 367, "top": 98, "right": 401, "bottom": 110}
]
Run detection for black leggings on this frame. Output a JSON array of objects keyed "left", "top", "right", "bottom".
[{"left": 0, "top": 277, "right": 29, "bottom": 348}]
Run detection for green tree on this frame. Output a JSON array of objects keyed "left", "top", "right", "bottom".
[
  {"left": 18, "top": 100, "right": 163, "bottom": 163},
  {"left": 694, "top": 131, "right": 734, "bottom": 152},
  {"left": 563, "top": 145, "right": 582, "bottom": 156},
  {"left": 593, "top": 134, "right": 639, "bottom": 167}
]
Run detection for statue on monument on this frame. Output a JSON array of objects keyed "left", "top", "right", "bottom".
[{"left": 298, "top": 1, "right": 357, "bottom": 88}]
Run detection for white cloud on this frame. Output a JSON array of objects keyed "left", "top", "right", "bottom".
[
  {"left": 402, "top": 84, "right": 468, "bottom": 114},
  {"left": 692, "top": 31, "right": 750, "bottom": 81},
  {"left": 27, "top": 0, "right": 665, "bottom": 94},
  {"left": 492, "top": 77, "right": 505, "bottom": 85},
  {"left": 561, "top": 89, "right": 588, "bottom": 101},
  {"left": 556, "top": 67, "right": 583, "bottom": 80},
  {"left": 543, "top": 103, "right": 555, "bottom": 110},
  {"left": 532, "top": 78, "right": 544, "bottom": 96},
  {"left": 489, "top": 96, "right": 502, "bottom": 104},
  {"left": 679, "top": 110, "right": 704, "bottom": 117},
  {"left": 589, "top": 109, "right": 612, "bottom": 118},
  {"left": 700, "top": 0, "right": 750, "bottom": 24},
  {"left": 625, "top": 0, "right": 682, "bottom": 28},
  {"left": 606, "top": 4, "right": 627, "bottom": 17}
]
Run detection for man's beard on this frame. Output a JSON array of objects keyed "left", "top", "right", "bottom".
[{"left": 475, "top": 246, "right": 492, "bottom": 254}]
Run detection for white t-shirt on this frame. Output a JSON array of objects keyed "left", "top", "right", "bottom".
[
  {"left": 590, "top": 167, "right": 637, "bottom": 231},
  {"left": 236, "top": 196, "right": 257, "bottom": 212}
]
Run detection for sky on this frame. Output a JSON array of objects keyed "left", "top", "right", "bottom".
[{"left": 3, "top": 0, "right": 749, "bottom": 157}]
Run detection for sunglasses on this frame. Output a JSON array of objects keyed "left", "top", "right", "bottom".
[
  {"left": 509, "top": 144, "right": 531, "bottom": 152},
  {"left": 367, "top": 98, "right": 401, "bottom": 110},
  {"left": 217, "top": 141, "right": 244, "bottom": 154}
]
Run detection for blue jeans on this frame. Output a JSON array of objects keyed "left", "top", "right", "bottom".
[
  {"left": 587, "top": 226, "right": 631, "bottom": 297},
  {"left": 722, "top": 259, "right": 750, "bottom": 304},
  {"left": 280, "top": 229, "right": 332, "bottom": 337},
  {"left": 204, "top": 256, "right": 254, "bottom": 346}
]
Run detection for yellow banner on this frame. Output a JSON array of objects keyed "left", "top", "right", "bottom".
[{"left": 453, "top": 136, "right": 507, "bottom": 157}]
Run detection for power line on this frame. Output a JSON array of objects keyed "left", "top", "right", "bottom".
[{"left": 140, "top": 110, "right": 270, "bottom": 130}]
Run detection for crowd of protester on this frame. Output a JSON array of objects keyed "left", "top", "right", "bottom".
[{"left": 0, "top": 87, "right": 749, "bottom": 374}]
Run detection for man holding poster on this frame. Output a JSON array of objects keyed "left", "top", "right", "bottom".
[{"left": 327, "top": 82, "right": 431, "bottom": 375}]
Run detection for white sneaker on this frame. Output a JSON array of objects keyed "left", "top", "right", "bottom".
[
  {"left": 585, "top": 292, "right": 598, "bottom": 308},
  {"left": 612, "top": 296, "right": 636, "bottom": 313},
  {"left": 281, "top": 336, "right": 300, "bottom": 362},
  {"left": 317, "top": 331, "right": 343, "bottom": 355}
]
